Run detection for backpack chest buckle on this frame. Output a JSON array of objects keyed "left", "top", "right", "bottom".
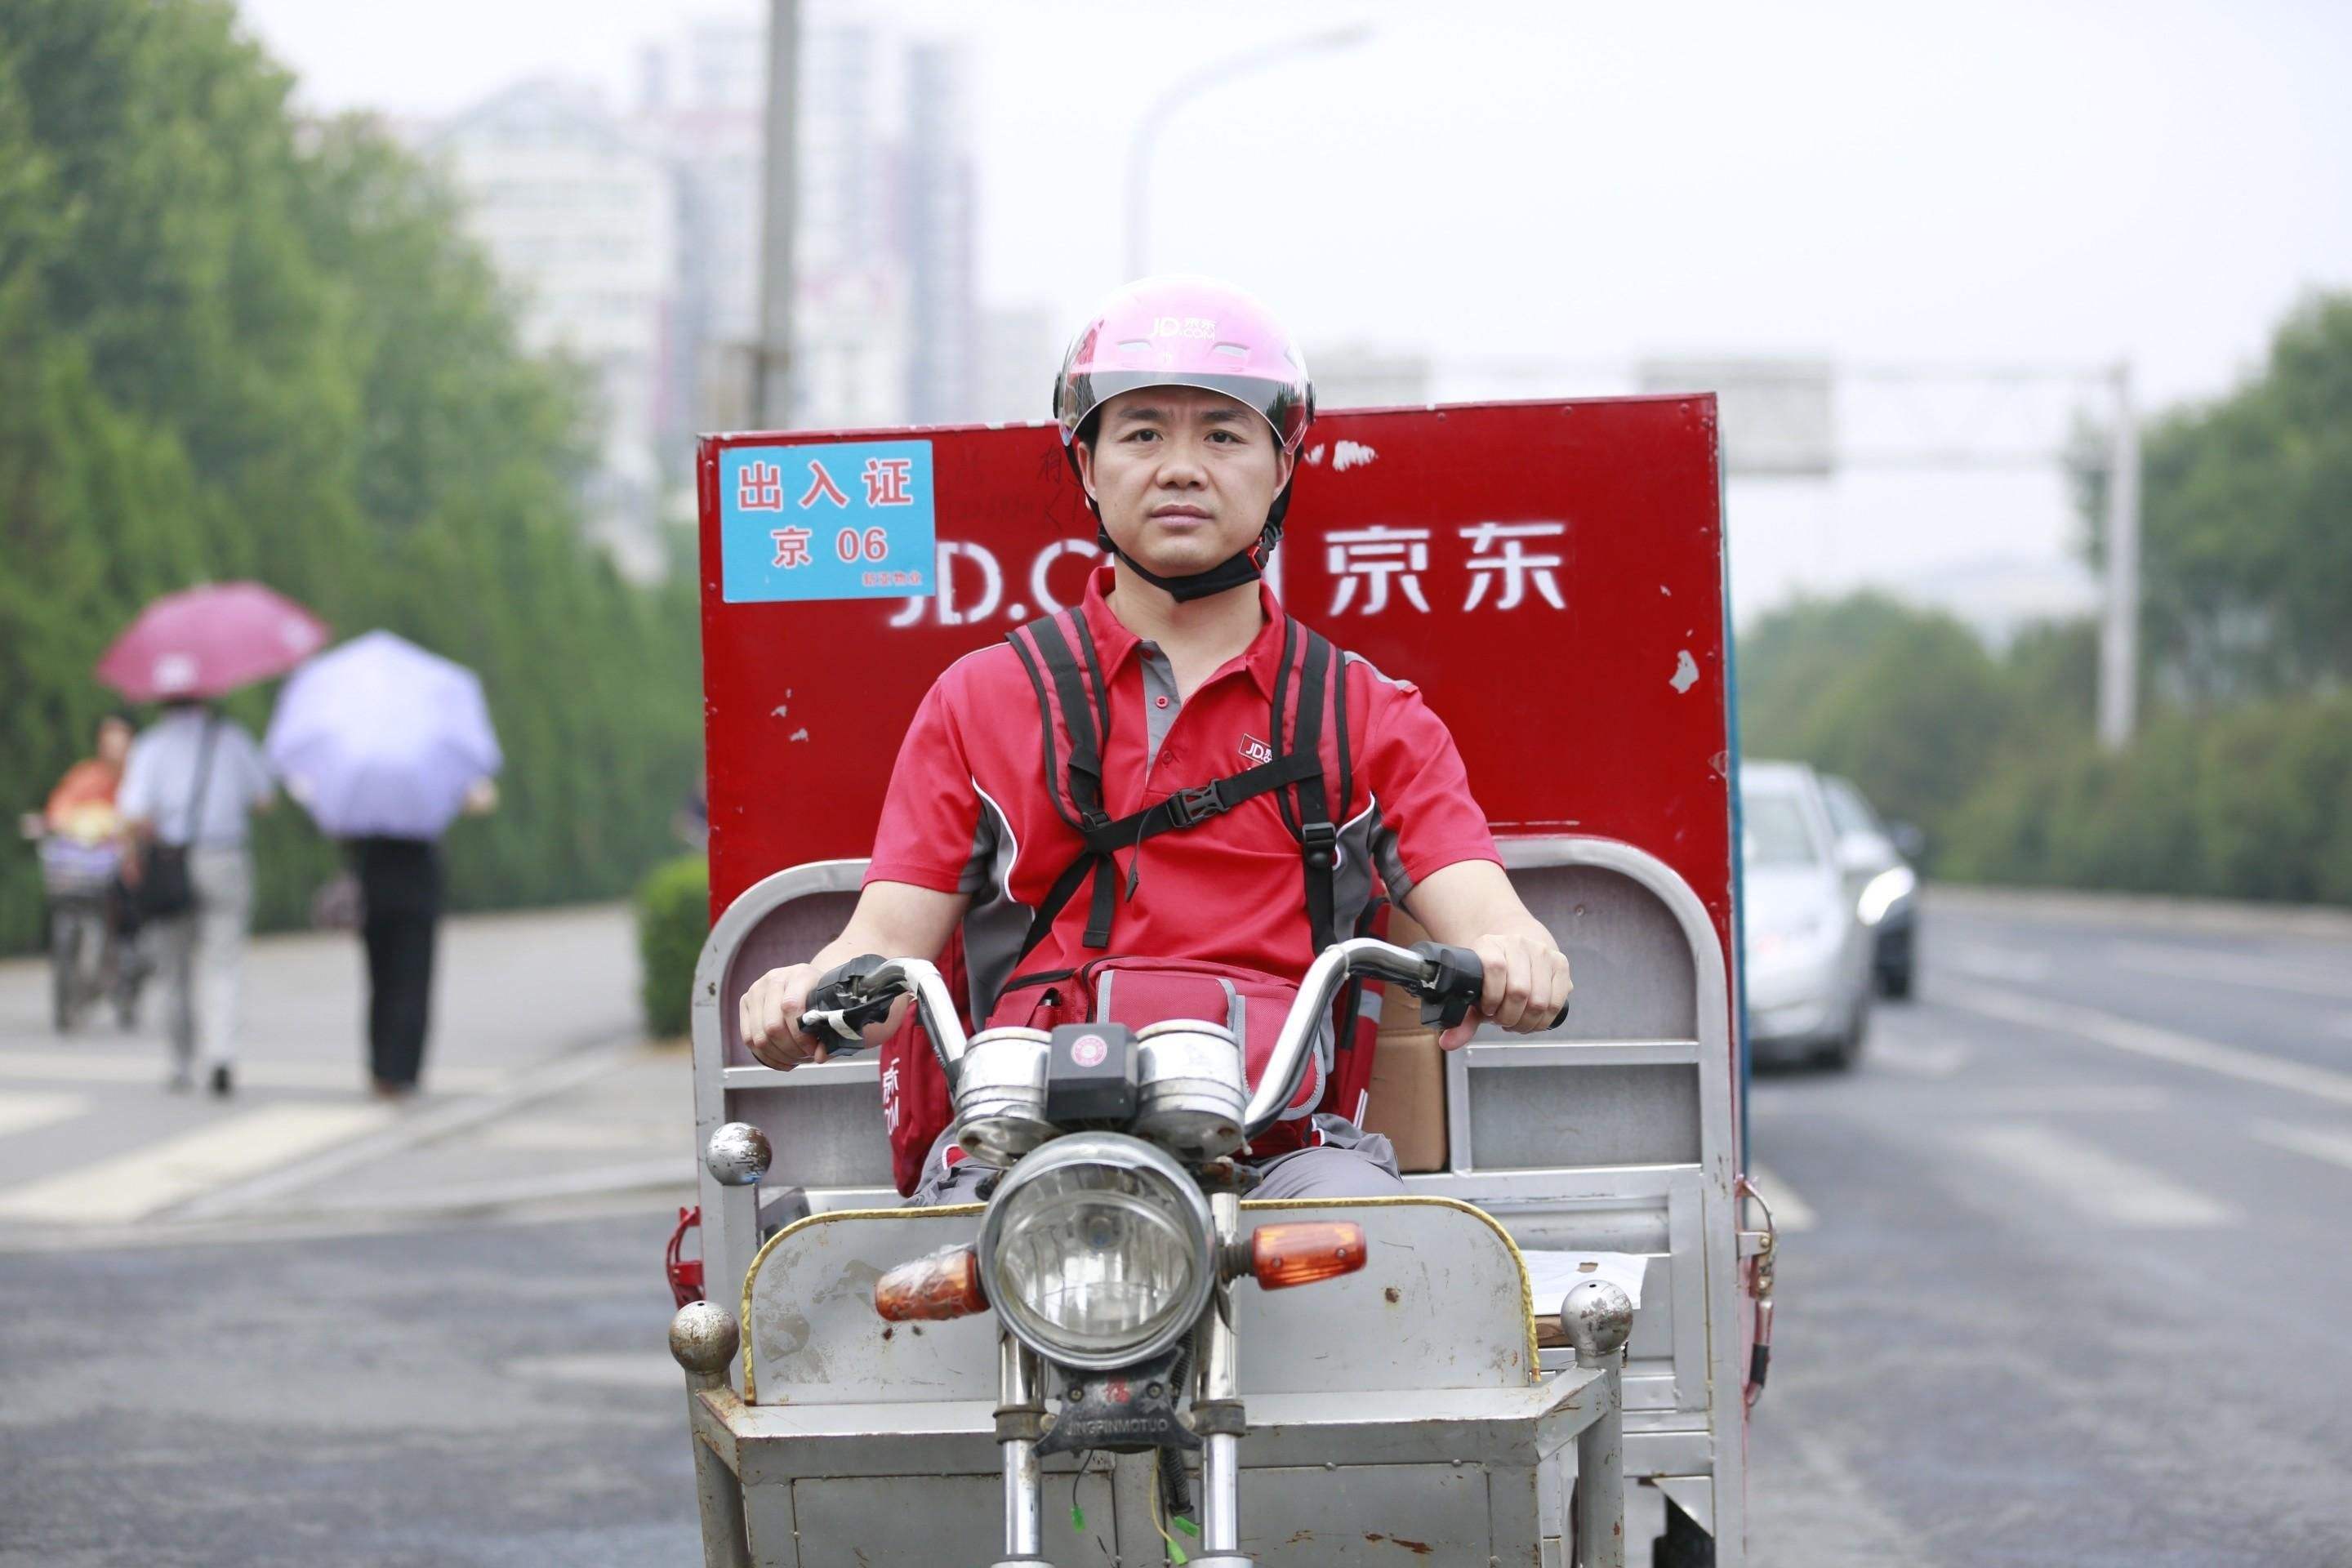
[{"left": 1169, "top": 780, "right": 1231, "bottom": 828}]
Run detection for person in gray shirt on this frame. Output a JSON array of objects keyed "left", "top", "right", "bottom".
[{"left": 118, "top": 701, "right": 276, "bottom": 1095}]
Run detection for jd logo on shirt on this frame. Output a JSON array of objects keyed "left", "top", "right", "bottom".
[{"left": 1239, "top": 734, "right": 1273, "bottom": 766}]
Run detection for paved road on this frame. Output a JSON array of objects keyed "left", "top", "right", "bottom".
[
  {"left": 6, "top": 893, "right": 2351, "bottom": 1564},
  {"left": 1744, "top": 898, "right": 2352, "bottom": 1566}
]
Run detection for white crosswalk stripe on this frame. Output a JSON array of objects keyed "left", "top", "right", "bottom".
[
  {"left": 0, "top": 1090, "right": 92, "bottom": 1139},
  {"left": 1940, "top": 983, "right": 2352, "bottom": 1110},
  {"left": 1958, "top": 1121, "right": 2235, "bottom": 1228},
  {"left": 0, "top": 1102, "right": 392, "bottom": 1225},
  {"left": 2251, "top": 1120, "right": 2352, "bottom": 1174}
]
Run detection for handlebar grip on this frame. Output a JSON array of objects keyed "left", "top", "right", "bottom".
[
  {"left": 795, "top": 953, "right": 893, "bottom": 1057},
  {"left": 1409, "top": 941, "right": 1571, "bottom": 1031}
]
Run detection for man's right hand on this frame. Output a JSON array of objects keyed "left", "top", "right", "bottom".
[{"left": 738, "top": 963, "right": 826, "bottom": 1071}]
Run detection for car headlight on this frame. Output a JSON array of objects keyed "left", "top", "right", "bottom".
[
  {"left": 977, "top": 1133, "right": 1215, "bottom": 1370},
  {"left": 1857, "top": 865, "right": 1918, "bottom": 927}
]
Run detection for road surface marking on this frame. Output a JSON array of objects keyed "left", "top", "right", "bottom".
[
  {"left": 1868, "top": 1032, "right": 1971, "bottom": 1077},
  {"left": 2252, "top": 1121, "right": 2352, "bottom": 1174},
  {"left": 1959, "top": 1121, "right": 2235, "bottom": 1228},
  {"left": 0, "top": 1102, "right": 391, "bottom": 1225},
  {"left": 0, "top": 1090, "right": 90, "bottom": 1138},
  {"left": 1943, "top": 944, "right": 2054, "bottom": 983},
  {"left": 2103, "top": 942, "right": 2352, "bottom": 1001},
  {"left": 0, "top": 1049, "right": 502, "bottom": 1094},
  {"left": 1743, "top": 1162, "right": 1817, "bottom": 1232},
  {"left": 1939, "top": 982, "right": 2352, "bottom": 1110}
]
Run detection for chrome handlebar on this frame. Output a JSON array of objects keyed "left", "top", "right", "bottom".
[
  {"left": 1241, "top": 938, "right": 1436, "bottom": 1138},
  {"left": 800, "top": 939, "right": 1489, "bottom": 1139}
]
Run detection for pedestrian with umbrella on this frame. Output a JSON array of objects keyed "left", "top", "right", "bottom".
[
  {"left": 266, "top": 631, "right": 502, "bottom": 1098},
  {"left": 103, "top": 582, "right": 329, "bottom": 1096}
]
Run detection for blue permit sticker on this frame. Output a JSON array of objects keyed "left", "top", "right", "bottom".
[{"left": 719, "top": 439, "right": 937, "bottom": 604}]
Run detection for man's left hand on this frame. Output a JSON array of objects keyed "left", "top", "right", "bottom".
[{"left": 1440, "top": 932, "right": 1572, "bottom": 1050}]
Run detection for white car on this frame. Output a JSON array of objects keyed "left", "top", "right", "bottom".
[{"left": 1740, "top": 761, "right": 1875, "bottom": 1069}]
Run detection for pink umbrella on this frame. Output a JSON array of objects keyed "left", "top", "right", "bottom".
[{"left": 96, "top": 581, "right": 330, "bottom": 702}]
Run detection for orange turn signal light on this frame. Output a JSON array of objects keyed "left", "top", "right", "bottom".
[
  {"left": 1248, "top": 1221, "right": 1368, "bottom": 1290},
  {"left": 874, "top": 1245, "right": 988, "bottom": 1322}
]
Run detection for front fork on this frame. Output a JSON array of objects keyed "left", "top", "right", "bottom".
[
  {"left": 993, "top": 1190, "right": 1253, "bottom": 1568},
  {"left": 1194, "top": 1189, "right": 1248, "bottom": 1566},
  {"left": 996, "top": 1334, "right": 1048, "bottom": 1565}
]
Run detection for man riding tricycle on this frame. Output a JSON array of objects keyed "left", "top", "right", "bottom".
[{"left": 671, "top": 278, "right": 1764, "bottom": 1566}]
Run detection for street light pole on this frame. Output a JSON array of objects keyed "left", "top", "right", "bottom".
[
  {"left": 1124, "top": 25, "right": 1373, "bottom": 282},
  {"left": 754, "top": 0, "right": 800, "bottom": 428},
  {"left": 2098, "top": 363, "right": 2141, "bottom": 750}
]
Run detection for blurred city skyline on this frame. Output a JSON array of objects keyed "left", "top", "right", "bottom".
[{"left": 233, "top": 0, "right": 2352, "bottom": 629}]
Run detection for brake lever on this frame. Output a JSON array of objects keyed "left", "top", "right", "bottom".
[
  {"left": 1408, "top": 941, "right": 1571, "bottom": 1032},
  {"left": 795, "top": 953, "right": 893, "bottom": 1058}
]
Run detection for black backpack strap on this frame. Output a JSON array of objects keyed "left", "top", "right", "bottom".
[
  {"left": 1291, "top": 629, "right": 1339, "bottom": 953},
  {"left": 1011, "top": 610, "right": 1128, "bottom": 956}
]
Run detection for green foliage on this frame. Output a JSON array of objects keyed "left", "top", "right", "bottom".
[
  {"left": 635, "top": 855, "right": 710, "bottom": 1039},
  {"left": 0, "top": 0, "right": 700, "bottom": 952},
  {"left": 1737, "top": 594, "right": 2025, "bottom": 844},
  {"left": 2080, "top": 292, "right": 2352, "bottom": 699},
  {"left": 1940, "top": 697, "right": 2352, "bottom": 903},
  {"left": 1744, "top": 288, "right": 2352, "bottom": 908}
]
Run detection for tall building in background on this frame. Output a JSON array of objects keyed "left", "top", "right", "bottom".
[
  {"left": 639, "top": 20, "right": 764, "bottom": 446},
  {"left": 900, "top": 43, "right": 977, "bottom": 425},
  {"left": 428, "top": 20, "right": 999, "bottom": 576},
  {"left": 423, "top": 81, "right": 677, "bottom": 581},
  {"left": 793, "top": 25, "right": 911, "bottom": 430}
]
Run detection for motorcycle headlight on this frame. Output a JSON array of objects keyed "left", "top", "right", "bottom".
[{"left": 977, "top": 1134, "right": 1215, "bottom": 1370}]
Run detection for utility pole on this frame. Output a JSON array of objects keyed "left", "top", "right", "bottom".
[
  {"left": 2098, "top": 363, "right": 2141, "bottom": 750},
  {"left": 753, "top": 0, "right": 800, "bottom": 428}
]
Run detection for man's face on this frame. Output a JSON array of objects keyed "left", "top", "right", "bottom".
[
  {"left": 1076, "top": 385, "right": 1295, "bottom": 582},
  {"left": 96, "top": 718, "right": 131, "bottom": 765}
]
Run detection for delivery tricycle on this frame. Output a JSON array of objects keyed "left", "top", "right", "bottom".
[{"left": 672, "top": 394, "right": 1768, "bottom": 1566}]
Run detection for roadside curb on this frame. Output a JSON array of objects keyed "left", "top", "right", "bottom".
[{"left": 1927, "top": 882, "right": 2352, "bottom": 942}]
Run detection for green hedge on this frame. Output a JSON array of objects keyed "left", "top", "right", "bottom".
[
  {"left": 0, "top": 0, "right": 701, "bottom": 954},
  {"left": 1939, "top": 694, "right": 2352, "bottom": 904},
  {"left": 635, "top": 855, "right": 710, "bottom": 1040}
]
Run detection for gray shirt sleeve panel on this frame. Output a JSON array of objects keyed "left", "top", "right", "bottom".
[
  {"left": 1370, "top": 802, "right": 1415, "bottom": 904},
  {"left": 957, "top": 785, "right": 1034, "bottom": 1023}
]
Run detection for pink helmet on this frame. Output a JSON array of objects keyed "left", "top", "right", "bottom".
[{"left": 1054, "top": 275, "right": 1314, "bottom": 454}]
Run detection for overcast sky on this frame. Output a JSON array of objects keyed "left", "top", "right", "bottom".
[{"left": 235, "top": 0, "right": 2352, "bottom": 624}]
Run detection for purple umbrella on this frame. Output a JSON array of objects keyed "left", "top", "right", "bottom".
[{"left": 265, "top": 631, "right": 502, "bottom": 840}]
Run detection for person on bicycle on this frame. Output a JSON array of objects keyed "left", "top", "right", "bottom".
[
  {"left": 738, "top": 276, "right": 1570, "bottom": 1202},
  {"left": 40, "top": 714, "right": 135, "bottom": 838}
]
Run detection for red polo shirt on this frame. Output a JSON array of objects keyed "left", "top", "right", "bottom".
[{"left": 866, "top": 567, "right": 1499, "bottom": 1018}]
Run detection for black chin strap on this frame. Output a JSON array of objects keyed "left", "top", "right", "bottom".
[{"left": 1098, "top": 528, "right": 1264, "bottom": 602}]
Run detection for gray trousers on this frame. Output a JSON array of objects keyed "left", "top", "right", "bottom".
[
  {"left": 154, "top": 846, "right": 253, "bottom": 1073},
  {"left": 910, "top": 1116, "right": 1405, "bottom": 1206}
]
